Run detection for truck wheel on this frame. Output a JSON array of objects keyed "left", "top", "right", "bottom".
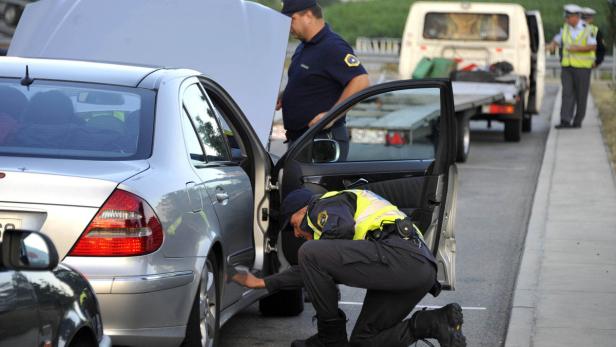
[
  {"left": 3, "top": 5, "right": 22, "bottom": 27},
  {"left": 259, "top": 288, "right": 304, "bottom": 317},
  {"left": 456, "top": 117, "right": 470, "bottom": 162},
  {"left": 520, "top": 99, "right": 531, "bottom": 133},
  {"left": 522, "top": 113, "right": 532, "bottom": 133},
  {"left": 504, "top": 119, "right": 522, "bottom": 142}
]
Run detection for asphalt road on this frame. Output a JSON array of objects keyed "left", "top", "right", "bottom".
[{"left": 219, "top": 83, "right": 558, "bottom": 347}]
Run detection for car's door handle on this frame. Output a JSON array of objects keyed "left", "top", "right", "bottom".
[{"left": 216, "top": 192, "right": 229, "bottom": 203}]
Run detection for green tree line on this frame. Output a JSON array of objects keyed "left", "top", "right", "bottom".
[{"left": 254, "top": 0, "right": 613, "bottom": 48}]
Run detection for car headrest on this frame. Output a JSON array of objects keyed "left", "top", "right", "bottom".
[
  {"left": 0, "top": 86, "right": 28, "bottom": 120},
  {"left": 22, "top": 90, "right": 74, "bottom": 125}
]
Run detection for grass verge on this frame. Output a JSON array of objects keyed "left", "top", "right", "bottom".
[{"left": 591, "top": 81, "right": 616, "bottom": 170}]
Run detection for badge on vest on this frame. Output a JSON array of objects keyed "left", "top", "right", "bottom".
[
  {"left": 344, "top": 54, "right": 361, "bottom": 67},
  {"left": 317, "top": 210, "right": 328, "bottom": 228}
]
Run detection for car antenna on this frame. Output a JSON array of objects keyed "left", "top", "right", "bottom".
[{"left": 20, "top": 65, "right": 34, "bottom": 88}]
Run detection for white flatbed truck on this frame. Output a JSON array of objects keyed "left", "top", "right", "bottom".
[{"left": 396, "top": 1, "right": 545, "bottom": 162}]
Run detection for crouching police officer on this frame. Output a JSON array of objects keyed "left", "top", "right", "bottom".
[{"left": 233, "top": 188, "right": 466, "bottom": 347}]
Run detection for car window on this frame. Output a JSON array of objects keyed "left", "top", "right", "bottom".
[
  {"left": 181, "top": 107, "right": 206, "bottom": 165},
  {"left": 182, "top": 84, "right": 230, "bottom": 162},
  {"left": 0, "top": 79, "right": 155, "bottom": 160},
  {"left": 301, "top": 88, "right": 441, "bottom": 163}
]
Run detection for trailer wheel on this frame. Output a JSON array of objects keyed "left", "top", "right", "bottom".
[{"left": 456, "top": 117, "right": 470, "bottom": 162}]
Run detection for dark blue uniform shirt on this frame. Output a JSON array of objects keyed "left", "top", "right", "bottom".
[{"left": 282, "top": 24, "right": 367, "bottom": 141}]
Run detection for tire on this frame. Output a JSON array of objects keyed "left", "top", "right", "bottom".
[
  {"left": 504, "top": 100, "right": 523, "bottom": 142},
  {"left": 522, "top": 113, "right": 532, "bottom": 133},
  {"left": 521, "top": 99, "right": 531, "bottom": 133},
  {"left": 183, "top": 257, "right": 220, "bottom": 347},
  {"left": 259, "top": 288, "right": 304, "bottom": 317},
  {"left": 456, "top": 117, "right": 470, "bottom": 163},
  {"left": 504, "top": 118, "right": 522, "bottom": 142}
]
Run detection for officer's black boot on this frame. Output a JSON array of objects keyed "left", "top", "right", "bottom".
[
  {"left": 291, "top": 310, "right": 348, "bottom": 347},
  {"left": 409, "top": 303, "right": 466, "bottom": 347}
]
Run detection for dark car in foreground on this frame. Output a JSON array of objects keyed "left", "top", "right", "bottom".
[{"left": 0, "top": 229, "right": 110, "bottom": 347}]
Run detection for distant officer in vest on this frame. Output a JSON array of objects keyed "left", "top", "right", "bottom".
[
  {"left": 581, "top": 7, "right": 606, "bottom": 68},
  {"left": 278, "top": 0, "right": 370, "bottom": 158},
  {"left": 548, "top": 4, "right": 597, "bottom": 129},
  {"left": 233, "top": 188, "right": 466, "bottom": 347}
]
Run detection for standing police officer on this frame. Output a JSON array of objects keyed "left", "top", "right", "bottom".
[
  {"left": 581, "top": 7, "right": 606, "bottom": 68},
  {"left": 233, "top": 188, "right": 466, "bottom": 347},
  {"left": 548, "top": 4, "right": 597, "bottom": 129},
  {"left": 278, "top": 0, "right": 370, "bottom": 158}
]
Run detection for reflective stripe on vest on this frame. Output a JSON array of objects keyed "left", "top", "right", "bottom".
[
  {"left": 561, "top": 24, "right": 595, "bottom": 68},
  {"left": 308, "top": 190, "right": 422, "bottom": 241}
]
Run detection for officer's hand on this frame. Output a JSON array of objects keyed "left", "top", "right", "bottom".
[
  {"left": 232, "top": 271, "right": 266, "bottom": 289},
  {"left": 308, "top": 112, "right": 327, "bottom": 127},
  {"left": 276, "top": 97, "right": 283, "bottom": 111}
]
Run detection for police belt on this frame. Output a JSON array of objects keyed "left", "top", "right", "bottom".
[{"left": 367, "top": 218, "right": 422, "bottom": 245}]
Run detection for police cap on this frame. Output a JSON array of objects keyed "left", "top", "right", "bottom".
[
  {"left": 280, "top": 188, "right": 315, "bottom": 230},
  {"left": 281, "top": 0, "right": 317, "bottom": 16},
  {"left": 581, "top": 7, "right": 596, "bottom": 17},
  {"left": 563, "top": 4, "right": 582, "bottom": 17}
]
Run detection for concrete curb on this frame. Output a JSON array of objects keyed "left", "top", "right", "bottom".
[{"left": 504, "top": 87, "right": 562, "bottom": 347}]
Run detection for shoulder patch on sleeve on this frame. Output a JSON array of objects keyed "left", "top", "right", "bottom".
[{"left": 344, "top": 53, "right": 361, "bottom": 67}]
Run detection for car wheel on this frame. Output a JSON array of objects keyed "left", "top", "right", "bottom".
[
  {"left": 183, "top": 257, "right": 220, "bottom": 347},
  {"left": 259, "top": 288, "right": 304, "bottom": 317}
]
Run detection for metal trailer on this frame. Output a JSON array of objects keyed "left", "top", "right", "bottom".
[{"left": 346, "top": 77, "right": 526, "bottom": 163}]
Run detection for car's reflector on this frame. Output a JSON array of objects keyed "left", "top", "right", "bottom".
[{"left": 69, "top": 190, "right": 163, "bottom": 256}]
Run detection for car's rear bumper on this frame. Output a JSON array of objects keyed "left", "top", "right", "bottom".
[{"left": 90, "top": 270, "right": 198, "bottom": 347}]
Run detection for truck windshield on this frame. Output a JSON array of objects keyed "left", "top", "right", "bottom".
[
  {"left": 0, "top": 78, "right": 155, "bottom": 160},
  {"left": 423, "top": 12, "right": 509, "bottom": 41}
]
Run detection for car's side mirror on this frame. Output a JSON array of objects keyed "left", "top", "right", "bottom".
[
  {"left": 312, "top": 138, "right": 340, "bottom": 163},
  {"left": 1, "top": 229, "right": 59, "bottom": 271}
]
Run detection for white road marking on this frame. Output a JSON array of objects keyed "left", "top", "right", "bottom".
[
  {"left": 338, "top": 301, "right": 487, "bottom": 311},
  {"left": 461, "top": 165, "right": 526, "bottom": 171}
]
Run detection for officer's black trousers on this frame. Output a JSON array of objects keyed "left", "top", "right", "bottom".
[{"left": 265, "top": 237, "right": 436, "bottom": 347}]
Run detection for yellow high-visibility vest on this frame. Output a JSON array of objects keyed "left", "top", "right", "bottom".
[
  {"left": 561, "top": 24, "right": 595, "bottom": 68},
  {"left": 307, "top": 189, "right": 422, "bottom": 241}
]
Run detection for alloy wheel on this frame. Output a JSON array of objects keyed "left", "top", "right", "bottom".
[{"left": 199, "top": 259, "right": 217, "bottom": 347}]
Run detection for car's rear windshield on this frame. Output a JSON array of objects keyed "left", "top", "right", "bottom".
[
  {"left": 0, "top": 78, "right": 155, "bottom": 160},
  {"left": 423, "top": 12, "right": 509, "bottom": 41}
]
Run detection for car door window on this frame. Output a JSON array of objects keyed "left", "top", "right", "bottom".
[
  {"left": 181, "top": 107, "right": 206, "bottom": 165},
  {"left": 182, "top": 84, "right": 230, "bottom": 162},
  {"left": 301, "top": 88, "right": 441, "bottom": 163}
]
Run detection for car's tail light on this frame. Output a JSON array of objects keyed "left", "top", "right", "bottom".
[
  {"left": 386, "top": 131, "right": 408, "bottom": 146},
  {"left": 485, "top": 104, "right": 515, "bottom": 115},
  {"left": 69, "top": 189, "right": 163, "bottom": 256}
]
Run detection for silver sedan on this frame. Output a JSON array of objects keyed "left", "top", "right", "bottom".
[{"left": 0, "top": 56, "right": 459, "bottom": 347}]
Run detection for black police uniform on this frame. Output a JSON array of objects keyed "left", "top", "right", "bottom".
[
  {"left": 264, "top": 192, "right": 440, "bottom": 347},
  {"left": 282, "top": 24, "right": 367, "bottom": 159}
]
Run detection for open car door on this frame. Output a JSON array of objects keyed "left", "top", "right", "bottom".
[{"left": 273, "top": 80, "right": 459, "bottom": 290}]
